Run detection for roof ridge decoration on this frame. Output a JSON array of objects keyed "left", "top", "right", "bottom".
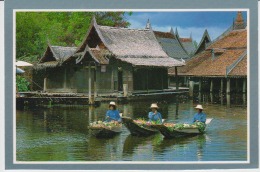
[
  {"left": 233, "top": 11, "right": 245, "bottom": 30},
  {"left": 145, "top": 19, "right": 152, "bottom": 30},
  {"left": 226, "top": 50, "right": 247, "bottom": 76},
  {"left": 170, "top": 27, "right": 174, "bottom": 35},
  {"left": 175, "top": 27, "right": 179, "bottom": 38}
]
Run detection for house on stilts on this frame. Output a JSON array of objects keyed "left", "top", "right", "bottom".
[
  {"left": 168, "top": 11, "right": 247, "bottom": 103},
  {"left": 34, "top": 17, "right": 185, "bottom": 103}
]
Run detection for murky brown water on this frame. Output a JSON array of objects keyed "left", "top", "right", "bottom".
[{"left": 16, "top": 95, "right": 247, "bottom": 161}]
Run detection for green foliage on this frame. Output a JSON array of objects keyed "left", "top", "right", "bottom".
[
  {"left": 194, "top": 122, "right": 206, "bottom": 132},
  {"left": 16, "top": 12, "right": 132, "bottom": 63},
  {"left": 16, "top": 75, "right": 30, "bottom": 92}
]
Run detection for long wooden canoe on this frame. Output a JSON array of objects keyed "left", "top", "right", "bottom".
[
  {"left": 89, "top": 124, "right": 122, "bottom": 138},
  {"left": 152, "top": 118, "right": 213, "bottom": 139},
  {"left": 121, "top": 117, "right": 159, "bottom": 136},
  {"left": 152, "top": 125, "right": 202, "bottom": 138}
]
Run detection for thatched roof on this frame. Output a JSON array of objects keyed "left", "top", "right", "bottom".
[
  {"left": 77, "top": 17, "right": 185, "bottom": 67},
  {"left": 36, "top": 45, "right": 77, "bottom": 70},
  {"left": 37, "top": 17, "right": 185, "bottom": 70}
]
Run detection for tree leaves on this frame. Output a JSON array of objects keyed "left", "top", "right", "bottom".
[{"left": 16, "top": 12, "right": 131, "bottom": 63}]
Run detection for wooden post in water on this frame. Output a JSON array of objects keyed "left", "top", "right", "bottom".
[
  {"left": 226, "top": 78, "right": 230, "bottom": 94},
  {"left": 210, "top": 79, "right": 213, "bottom": 93},
  {"left": 88, "top": 63, "right": 92, "bottom": 105},
  {"left": 175, "top": 67, "right": 179, "bottom": 91}
]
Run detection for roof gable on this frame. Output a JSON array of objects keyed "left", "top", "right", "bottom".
[
  {"left": 194, "top": 29, "right": 211, "bottom": 55},
  {"left": 39, "top": 44, "right": 77, "bottom": 63}
]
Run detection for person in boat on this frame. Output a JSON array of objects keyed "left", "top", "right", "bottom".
[
  {"left": 148, "top": 103, "right": 162, "bottom": 124},
  {"left": 193, "top": 105, "right": 206, "bottom": 123},
  {"left": 105, "top": 101, "right": 121, "bottom": 122}
]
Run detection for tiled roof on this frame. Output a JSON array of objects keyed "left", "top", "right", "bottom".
[
  {"left": 169, "top": 28, "right": 247, "bottom": 77},
  {"left": 185, "top": 49, "right": 245, "bottom": 76},
  {"left": 177, "top": 36, "right": 196, "bottom": 55},
  {"left": 154, "top": 31, "right": 189, "bottom": 60},
  {"left": 179, "top": 38, "right": 192, "bottom": 42},
  {"left": 207, "top": 29, "right": 247, "bottom": 49},
  {"left": 154, "top": 31, "right": 175, "bottom": 39},
  {"left": 228, "top": 55, "right": 247, "bottom": 76}
]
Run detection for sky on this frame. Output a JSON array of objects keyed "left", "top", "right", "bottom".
[{"left": 125, "top": 11, "right": 247, "bottom": 43}]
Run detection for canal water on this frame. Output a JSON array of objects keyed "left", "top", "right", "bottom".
[{"left": 16, "top": 95, "right": 247, "bottom": 161}]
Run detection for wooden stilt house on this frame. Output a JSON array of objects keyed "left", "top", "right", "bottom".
[
  {"left": 168, "top": 11, "right": 247, "bottom": 95},
  {"left": 35, "top": 17, "right": 184, "bottom": 96}
]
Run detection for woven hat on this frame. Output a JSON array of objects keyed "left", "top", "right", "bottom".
[
  {"left": 195, "top": 104, "right": 203, "bottom": 110},
  {"left": 109, "top": 101, "right": 116, "bottom": 106},
  {"left": 150, "top": 103, "right": 159, "bottom": 109}
]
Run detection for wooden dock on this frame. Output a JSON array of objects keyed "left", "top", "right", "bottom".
[{"left": 16, "top": 87, "right": 189, "bottom": 109}]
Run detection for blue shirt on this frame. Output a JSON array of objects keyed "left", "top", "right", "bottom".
[
  {"left": 105, "top": 110, "right": 121, "bottom": 122},
  {"left": 193, "top": 112, "right": 206, "bottom": 123},
  {"left": 148, "top": 111, "right": 162, "bottom": 123}
]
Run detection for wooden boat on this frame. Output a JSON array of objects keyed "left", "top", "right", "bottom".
[
  {"left": 121, "top": 117, "right": 159, "bottom": 136},
  {"left": 88, "top": 123, "right": 122, "bottom": 138},
  {"left": 152, "top": 118, "right": 213, "bottom": 139}
]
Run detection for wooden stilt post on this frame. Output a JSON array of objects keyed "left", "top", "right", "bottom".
[
  {"left": 235, "top": 78, "right": 239, "bottom": 93},
  {"left": 210, "top": 79, "right": 213, "bottom": 93},
  {"left": 94, "top": 64, "right": 97, "bottom": 101},
  {"left": 43, "top": 77, "right": 47, "bottom": 92},
  {"left": 220, "top": 78, "right": 223, "bottom": 94},
  {"left": 88, "top": 63, "right": 92, "bottom": 104},
  {"left": 63, "top": 68, "right": 67, "bottom": 89},
  {"left": 146, "top": 69, "right": 149, "bottom": 93},
  {"left": 189, "top": 80, "right": 194, "bottom": 97},
  {"left": 199, "top": 78, "right": 202, "bottom": 92},
  {"left": 175, "top": 67, "right": 179, "bottom": 91},
  {"left": 243, "top": 78, "right": 246, "bottom": 93},
  {"left": 226, "top": 78, "right": 230, "bottom": 94},
  {"left": 226, "top": 93, "right": 231, "bottom": 108}
]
